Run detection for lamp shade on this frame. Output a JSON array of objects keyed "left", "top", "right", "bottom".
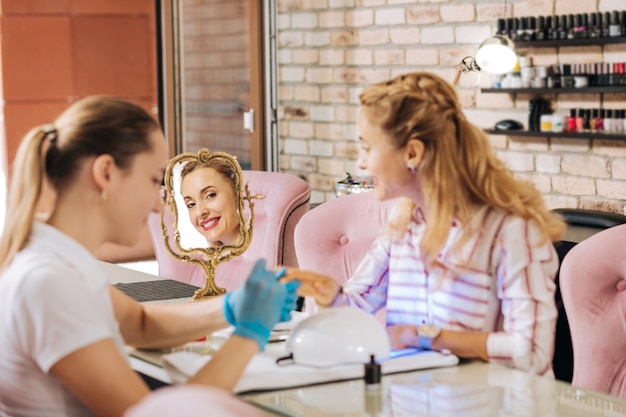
[{"left": 475, "top": 35, "right": 517, "bottom": 74}]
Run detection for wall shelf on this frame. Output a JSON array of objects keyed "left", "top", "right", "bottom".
[
  {"left": 484, "top": 129, "right": 626, "bottom": 141},
  {"left": 514, "top": 36, "right": 626, "bottom": 48},
  {"left": 481, "top": 87, "right": 626, "bottom": 94}
]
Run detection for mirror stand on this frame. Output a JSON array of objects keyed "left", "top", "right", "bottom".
[{"left": 160, "top": 149, "right": 258, "bottom": 298}]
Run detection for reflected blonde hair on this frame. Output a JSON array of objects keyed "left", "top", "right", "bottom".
[
  {"left": 359, "top": 72, "right": 564, "bottom": 267},
  {"left": 0, "top": 96, "right": 159, "bottom": 272}
]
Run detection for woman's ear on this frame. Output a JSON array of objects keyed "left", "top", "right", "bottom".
[
  {"left": 91, "top": 153, "right": 115, "bottom": 192},
  {"left": 406, "top": 138, "right": 425, "bottom": 167}
]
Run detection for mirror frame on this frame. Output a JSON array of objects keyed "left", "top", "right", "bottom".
[{"left": 161, "top": 148, "right": 256, "bottom": 298}]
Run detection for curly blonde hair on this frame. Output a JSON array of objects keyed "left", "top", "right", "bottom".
[{"left": 359, "top": 72, "right": 564, "bottom": 267}]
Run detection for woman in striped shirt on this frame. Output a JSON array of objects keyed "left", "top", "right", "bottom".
[{"left": 286, "top": 72, "right": 565, "bottom": 375}]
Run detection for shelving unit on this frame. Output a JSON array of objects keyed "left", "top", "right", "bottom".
[
  {"left": 482, "top": 86, "right": 626, "bottom": 94},
  {"left": 484, "top": 129, "right": 626, "bottom": 141},
  {"left": 513, "top": 36, "right": 626, "bottom": 48},
  {"left": 482, "top": 34, "right": 626, "bottom": 140}
]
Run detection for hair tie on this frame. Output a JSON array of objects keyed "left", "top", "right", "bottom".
[{"left": 42, "top": 124, "right": 58, "bottom": 144}]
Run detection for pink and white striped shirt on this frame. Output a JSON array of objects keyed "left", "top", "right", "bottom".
[{"left": 335, "top": 205, "right": 559, "bottom": 375}]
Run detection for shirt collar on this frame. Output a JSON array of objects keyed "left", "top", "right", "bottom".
[{"left": 30, "top": 222, "right": 110, "bottom": 291}]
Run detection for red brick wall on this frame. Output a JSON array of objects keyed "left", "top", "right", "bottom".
[{"left": 0, "top": 0, "right": 157, "bottom": 169}]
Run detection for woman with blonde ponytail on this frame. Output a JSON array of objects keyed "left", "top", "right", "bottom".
[
  {"left": 285, "top": 72, "right": 565, "bottom": 376},
  {"left": 0, "top": 96, "right": 299, "bottom": 417}
]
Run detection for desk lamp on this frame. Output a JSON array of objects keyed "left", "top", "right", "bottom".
[{"left": 452, "top": 34, "right": 517, "bottom": 86}]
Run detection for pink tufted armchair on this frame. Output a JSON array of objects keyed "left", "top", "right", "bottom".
[
  {"left": 147, "top": 170, "right": 311, "bottom": 292},
  {"left": 560, "top": 223, "right": 626, "bottom": 397},
  {"left": 293, "top": 191, "right": 393, "bottom": 316}
]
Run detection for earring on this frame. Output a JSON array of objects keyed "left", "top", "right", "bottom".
[
  {"left": 100, "top": 189, "right": 108, "bottom": 202},
  {"left": 406, "top": 161, "right": 417, "bottom": 174}
]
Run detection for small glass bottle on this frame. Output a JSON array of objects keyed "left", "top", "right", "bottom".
[
  {"left": 590, "top": 108, "right": 599, "bottom": 132},
  {"left": 567, "top": 14, "right": 575, "bottom": 39},
  {"left": 609, "top": 10, "right": 621, "bottom": 37},
  {"left": 603, "top": 11, "right": 611, "bottom": 37},
  {"left": 597, "top": 108, "right": 605, "bottom": 132},
  {"left": 559, "top": 15, "right": 568, "bottom": 40},
  {"left": 589, "top": 13, "right": 599, "bottom": 38},
  {"left": 566, "top": 109, "right": 577, "bottom": 132},
  {"left": 536, "top": 16, "right": 546, "bottom": 40},
  {"left": 605, "top": 109, "right": 614, "bottom": 132}
]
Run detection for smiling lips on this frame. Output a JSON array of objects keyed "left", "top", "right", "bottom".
[{"left": 200, "top": 217, "right": 219, "bottom": 231}]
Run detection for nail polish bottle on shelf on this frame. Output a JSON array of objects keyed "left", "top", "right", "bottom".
[
  {"left": 605, "top": 109, "right": 614, "bottom": 132},
  {"left": 510, "top": 17, "right": 520, "bottom": 41},
  {"left": 603, "top": 11, "right": 611, "bottom": 37},
  {"left": 583, "top": 109, "right": 591, "bottom": 132},
  {"left": 497, "top": 18, "right": 507, "bottom": 36},
  {"left": 590, "top": 109, "right": 599, "bottom": 132},
  {"left": 590, "top": 13, "right": 600, "bottom": 38},
  {"left": 581, "top": 13, "right": 589, "bottom": 38},
  {"left": 609, "top": 10, "right": 621, "bottom": 37},
  {"left": 518, "top": 16, "right": 528, "bottom": 41},
  {"left": 576, "top": 108, "right": 584, "bottom": 132},
  {"left": 567, "top": 109, "right": 577, "bottom": 133},
  {"left": 528, "top": 16, "right": 537, "bottom": 40},
  {"left": 566, "top": 14, "right": 575, "bottom": 39},
  {"left": 536, "top": 16, "right": 546, "bottom": 40},
  {"left": 546, "top": 15, "right": 556, "bottom": 40},
  {"left": 559, "top": 15, "right": 568, "bottom": 40},
  {"left": 597, "top": 109, "right": 605, "bottom": 132},
  {"left": 615, "top": 109, "right": 626, "bottom": 133}
]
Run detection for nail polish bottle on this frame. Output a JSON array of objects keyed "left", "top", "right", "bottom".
[
  {"left": 561, "top": 64, "right": 574, "bottom": 88},
  {"left": 589, "top": 13, "right": 600, "bottom": 38},
  {"left": 602, "top": 12, "right": 611, "bottom": 38},
  {"left": 546, "top": 15, "right": 556, "bottom": 40},
  {"left": 536, "top": 16, "right": 546, "bottom": 40},
  {"left": 609, "top": 11, "right": 621, "bottom": 37},
  {"left": 567, "top": 14, "right": 575, "bottom": 39},
  {"left": 597, "top": 109, "right": 605, "bottom": 132},
  {"left": 528, "top": 16, "right": 537, "bottom": 40},
  {"left": 559, "top": 15, "right": 568, "bottom": 40},
  {"left": 519, "top": 16, "right": 530, "bottom": 41},
  {"left": 621, "top": 11, "right": 626, "bottom": 36},
  {"left": 573, "top": 14, "right": 584, "bottom": 38},
  {"left": 576, "top": 108, "right": 584, "bottom": 132},
  {"left": 588, "top": 63, "right": 597, "bottom": 86},
  {"left": 581, "top": 13, "right": 589, "bottom": 38},
  {"left": 609, "top": 62, "right": 618, "bottom": 86},
  {"left": 509, "top": 17, "right": 520, "bottom": 42},
  {"left": 583, "top": 109, "right": 591, "bottom": 132},
  {"left": 589, "top": 109, "right": 598, "bottom": 132},
  {"left": 567, "top": 109, "right": 577, "bottom": 132},
  {"left": 497, "top": 18, "right": 507, "bottom": 36},
  {"left": 606, "top": 109, "right": 614, "bottom": 132},
  {"left": 616, "top": 110, "right": 626, "bottom": 133}
]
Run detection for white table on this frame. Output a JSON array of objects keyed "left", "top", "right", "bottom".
[{"left": 103, "top": 262, "right": 626, "bottom": 417}]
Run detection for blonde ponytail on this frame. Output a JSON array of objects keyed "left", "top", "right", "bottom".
[{"left": 0, "top": 126, "right": 50, "bottom": 271}]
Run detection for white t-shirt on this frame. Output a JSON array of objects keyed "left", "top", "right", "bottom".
[{"left": 0, "top": 222, "right": 126, "bottom": 417}]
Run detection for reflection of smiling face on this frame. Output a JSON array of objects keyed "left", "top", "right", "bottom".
[{"left": 180, "top": 166, "right": 240, "bottom": 246}]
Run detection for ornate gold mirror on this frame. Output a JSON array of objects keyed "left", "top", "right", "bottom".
[{"left": 161, "top": 148, "right": 257, "bottom": 298}]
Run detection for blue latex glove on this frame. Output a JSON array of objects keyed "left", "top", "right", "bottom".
[{"left": 223, "top": 259, "right": 301, "bottom": 350}]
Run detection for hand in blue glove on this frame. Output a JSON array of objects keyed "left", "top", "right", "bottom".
[{"left": 223, "top": 259, "right": 301, "bottom": 350}]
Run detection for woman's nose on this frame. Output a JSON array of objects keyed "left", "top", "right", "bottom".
[{"left": 357, "top": 153, "right": 367, "bottom": 170}]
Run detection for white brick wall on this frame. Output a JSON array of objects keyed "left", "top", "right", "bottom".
[{"left": 276, "top": 0, "right": 626, "bottom": 212}]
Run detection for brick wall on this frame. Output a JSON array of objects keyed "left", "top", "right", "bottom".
[
  {"left": 276, "top": 0, "right": 626, "bottom": 213},
  {"left": 181, "top": 0, "right": 252, "bottom": 166}
]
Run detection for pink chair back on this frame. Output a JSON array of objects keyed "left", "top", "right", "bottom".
[
  {"left": 293, "top": 191, "right": 393, "bottom": 316},
  {"left": 560, "top": 223, "right": 626, "bottom": 397},
  {"left": 148, "top": 170, "right": 311, "bottom": 292}
]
